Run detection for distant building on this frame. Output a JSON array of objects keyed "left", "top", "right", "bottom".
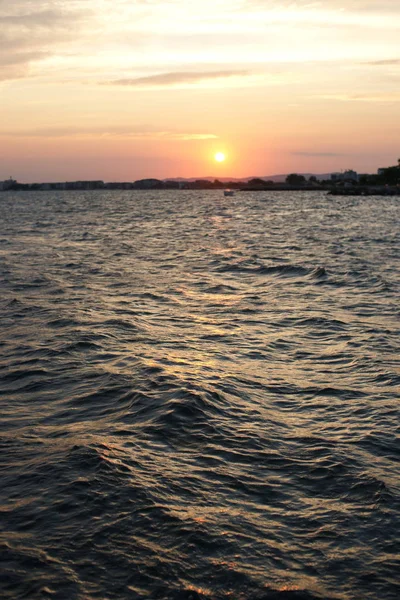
[
  {"left": 345, "top": 170, "right": 359, "bottom": 182},
  {"left": 331, "top": 170, "right": 359, "bottom": 183},
  {"left": 164, "top": 180, "right": 182, "bottom": 189},
  {"left": 0, "top": 177, "right": 17, "bottom": 191},
  {"left": 133, "top": 179, "right": 163, "bottom": 189},
  {"left": 65, "top": 181, "right": 104, "bottom": 190}
]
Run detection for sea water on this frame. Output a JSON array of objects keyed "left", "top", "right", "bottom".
[{"left": 0, "top": 190, "right": 399, "bottom": 599}]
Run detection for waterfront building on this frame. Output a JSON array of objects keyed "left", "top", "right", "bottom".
[
  {"left": 0, "top": 177, "right": 17, "bottom": 191},
  {"left": 331, "top": 170, "right": 359, "bottom": 183}
]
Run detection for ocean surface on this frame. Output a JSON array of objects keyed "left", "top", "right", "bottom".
[{"left": 0, "top": 190, "right": 399, "bottom": 600}]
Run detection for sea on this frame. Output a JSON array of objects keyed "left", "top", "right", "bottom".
[{"left": 0, "top": 190, "right": 399, "bottom": 600}]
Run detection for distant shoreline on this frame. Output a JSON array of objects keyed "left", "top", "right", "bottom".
[
  {"left": 1, "top": 173, "right": 400, "bottom": 196},
  {"left": 1, "top": 184, "right": 399, "bottom": 196}
]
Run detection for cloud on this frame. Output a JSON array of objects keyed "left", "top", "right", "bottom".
[
  {"left": 314, "top": 93, "right": 400, "bottom": 102},
  {"left": 0, "top": 9, "right": 71, "bottom": 28},
  {"left": 244, "top": 1, "right": 399, "bottom": 13},
  {"left": 292, "top": 152, "right": 347, "bottom": 157},
  {"left": 1, "top": 1, "right": 399, "bottom": 84},
  {"left": 363, "top": 59, "right": 400, "bottom": 66},
  {"left": 330, "top": 0, "right": 398, "bottom": 12},
  {"left": 0, "top": 3, "right": 91, "bottom": 81},
  {"left": 0, "top": 125, "right": 218, "bottom": 141},
  {"left": 106, "top": 70, "right": 252, "bottom": 87},
  {"left": 0, "top": 50, "right": 50, "bottom": 68}
]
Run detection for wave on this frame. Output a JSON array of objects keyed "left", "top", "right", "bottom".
[{"left": 0, "top": 190, "right": 399, "bottom": 600}]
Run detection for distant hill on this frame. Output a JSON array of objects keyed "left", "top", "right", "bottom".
[{"left": 165, "top": 173, "right": 333, "bottom": 183}]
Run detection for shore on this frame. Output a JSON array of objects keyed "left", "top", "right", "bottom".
[{"left": 1, "top": 180, "right": 399, "bottom": 195}]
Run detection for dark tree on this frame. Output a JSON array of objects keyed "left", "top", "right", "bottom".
[
  {"left": 286, "top": 173, "right": 306, "bottom": 185},
  {"left": 248, "top": 178, "right": 267, "bottom": 187},
  {"left": 381, "top": 166, "right": 400, "bottom": 185}
]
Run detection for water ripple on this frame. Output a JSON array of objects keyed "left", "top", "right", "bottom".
[{"left": 0, "top": 191, "right": 399, "bottom": 600}]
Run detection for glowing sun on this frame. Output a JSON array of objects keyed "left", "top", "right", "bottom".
[{"left": 214, "top": 152, "right": 226, "bottom": 162}]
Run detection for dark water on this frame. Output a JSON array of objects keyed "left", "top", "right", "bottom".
[{"left": 0, "top": 190, "right": 399, "bottom": 600}]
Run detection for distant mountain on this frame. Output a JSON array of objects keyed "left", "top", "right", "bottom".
[{"left": 165, "top": 173, "right": 333, "bottom": 183}]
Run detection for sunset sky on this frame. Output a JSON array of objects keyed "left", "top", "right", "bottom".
[{"left": 1, "top": 0, "right": 399, "bottom": 181}]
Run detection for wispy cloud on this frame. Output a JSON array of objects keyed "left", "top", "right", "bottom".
[
  {"left": 0, "top": 9, "right": 73, "bottom": 28},
  {"left": 0, "top": 125, "right": 218, "bottom": 141},
  {"left": 245, "top": 1, "right": 399, "bottom": 14},
  {"left": 106, "top": 70, "right": 251, "bottom": 87},
  {"left": 314, "top": 93, "right": 400, "bottom": 102},
  {"left": 292, "top": 151, "right": 347, "bottom": 157},
  {"left": 0, "top": 3, "right": 91, "bottom": 81},
  {"left": 0, "top": 50, "right": 50, "bottom": 68},
  {"left": 362, "top": 59, "right": 400, "bottom": 66}
]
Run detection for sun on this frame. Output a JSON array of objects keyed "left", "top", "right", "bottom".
[{"left": 214, "top": 152, "right": 226, "bottom": 163}]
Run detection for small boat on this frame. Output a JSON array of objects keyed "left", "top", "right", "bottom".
[{"left": 224, "top": 189, "right": 234, "bottom": 197}]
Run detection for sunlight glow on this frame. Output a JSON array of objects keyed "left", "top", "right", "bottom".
[{"left": 1, "top": 0, "right": 399, "bottom": 180}]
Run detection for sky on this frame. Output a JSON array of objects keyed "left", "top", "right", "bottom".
[{"left": 1, "top": 0, "right": 400, "bottom": 182}]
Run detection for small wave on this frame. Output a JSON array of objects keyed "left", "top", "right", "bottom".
[
  {"left": 62, "top": 340, "right": 102, "bottom": 352},
  {"left": 217, "top": 262, "right": 313, "bottom": 278},
  {"left": 47, "top": 317, "right": 83, "bottom": 329},
  {"left": 0, "top": 543, "right": 80, "bottom": 599},
  {"left": 146, "top": 586, "right": 324, "bottom": 600},
  {"left": 139, "top": 291, "right": 173, "bottom": 303},
  {"left": 309, "top": 266, "right": 328, "bottom": 279},
  {"left": 143, "top": 386, "right": 227, "bottom": 444},
  {"left": 101, "top": 318, "right": 142, "bottom": 331},
  {"left": 0, "top": 367, "right": 50, "bottom": 384},
  {"left": 204, "top": 284, "right": 239, "bottom": 293},
  {"left": 343, "top": 475, "right": 393, "bottom": 506}
]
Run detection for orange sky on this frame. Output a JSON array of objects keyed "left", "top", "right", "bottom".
[{"left": 1, "top": 1, "right": 399, "bottom": 181}]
